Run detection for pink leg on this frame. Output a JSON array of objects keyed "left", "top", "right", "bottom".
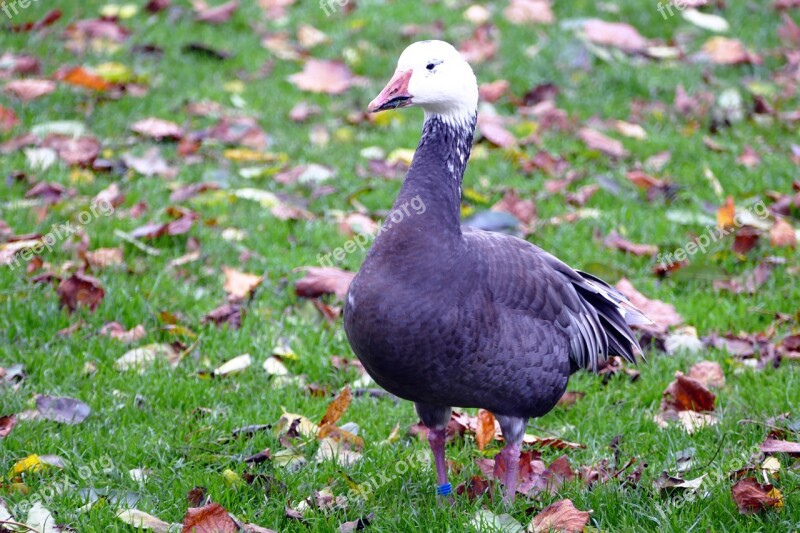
[
  {"left": 500, "top": 442, "right": 521, "bottom": 503},
  {"left": 427, "top": 428, "right": 450, "bottom": 494}
]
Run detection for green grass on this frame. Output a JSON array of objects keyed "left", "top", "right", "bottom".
[{"left": 1, "top": 1, "right": 799, "bottom": 531}]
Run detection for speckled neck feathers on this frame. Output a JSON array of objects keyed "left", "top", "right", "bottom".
[{"left": 393, "top": 112, "right": 477, "bottom": 235}]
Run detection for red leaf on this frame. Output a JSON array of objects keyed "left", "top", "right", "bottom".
[{"left": 182, "top": 502, "right": 238, "bottom": 532}]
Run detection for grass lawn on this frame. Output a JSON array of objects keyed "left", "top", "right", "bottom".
[{"left": 1, "top": 0, "right": 799, "bottom": 531}]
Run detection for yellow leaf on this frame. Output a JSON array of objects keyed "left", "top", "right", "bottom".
[
  {"left": 223, "top": 149, "right": 284, "bottom": 163},
  {"left": 10, "top": 454, "right": 43, "bottom": 476},
  {"left": 766, "top": 487, "right": 783, "bottom": 509},
  {"left": 222, "top": 469, "right": 245, "bottom": 488}
]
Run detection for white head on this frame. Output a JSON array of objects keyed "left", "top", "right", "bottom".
[{"left": 368, "top": 40, "right": 478, "bottom": 125}]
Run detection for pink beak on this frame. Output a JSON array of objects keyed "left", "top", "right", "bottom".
[{"left": 368, "top": 70, "right": 413, "bottom": 113}]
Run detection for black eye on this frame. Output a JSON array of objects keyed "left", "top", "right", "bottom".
[{"left": 426, "top": 63, "right": 436, "bottom": 71}]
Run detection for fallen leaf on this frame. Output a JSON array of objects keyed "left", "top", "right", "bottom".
[
  {"left": 604, "top": 231, "right": 658, "bottom": 256},
  {"left": 503, "top": 0, "right": 554, "bottom": 25},
  {"left": 582, "top": 19, "right": 648, "bottom": 53},
  {"left": 717, "top": 196, "right": 736, "bottom": 228},
  {"left": 5, "top": 79, "right": 56, "bottom": 101},
  {"left": 132, "top": 117, "right": 184, "bottom": 140},
  {"left": 688, "top": 361, "right": 725, "bottom": 388},
  {"left": 99, "top": 322, "right": 146, "bottom": 343},
  {"left": 491, "top": 190, "right": 537, "bottom": 226},
  {"left": 731, "top": 478, "right": 782, "bottom": 514},
  {"left": 60, "top": 66, "right": 110, "bottom": 91},
  {"left": 214, "top": 353, "right": 252, "bottom": 376},
  {"left": 289, "top": 59, "right": 360, "bottom": 94},
  {"left": 57, "top": 274, "right": 105, "bottom": 312},
  {"left": 195, "top": 0, "right": 238, "bottom": 24},
  {"left": 578, "top": 128, "right": 628, "bottom": 158},
  {"left": 86, "top": 247, "right": 124, "bottom": 269},
  {"left": 202, "top": 303, "right": 242, "bottom": 329},
  {"left": 25, "top": 502, "right": 64, "bottom": 533},
  {"left": 0, "top": 414, "right": 17, "bottom": 438},
  {"left": 182, "top": 502, "right": 238, "bottom": 532},
  {"left": 115, "top": 343, "right": 181, "bottom": 371},
  {"left": 529, "top": 499, "right": 590, "bottom": 533},
  {"left": 222, "top": 267, "right": 262, "bottom": 301},
  {"left": 661, "top": 372, "right": 716, "bottom": 413},
  {"left": 615, "top": 278, "right": 682, "bottom": 334},
  {"left": 475, "top": 409, "right": 495, "bottom": 451},
  {"left": 320, "top": 386, "right": 351, "bottom": 428},
  {"left": 702, "top": 36, "right": 759, "bottom": 65},
  {"left": 770, "top": 219, "right": 796, "bottom": 248},
  {"left": 35, "top": 395, "right": 91, "bottom": 424},
  {"left": 294, "top": 267, "right": 354, "bottom": 300},
  {"left": 116, "top": 508, "right": 175, "bottom": 532},
  {"left": 760, "top": 438, "right": 800, "bottom": 457}
]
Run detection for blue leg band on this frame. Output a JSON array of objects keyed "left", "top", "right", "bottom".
[{"left": 436, "top": 483, "right": 452, "bottom": 496}]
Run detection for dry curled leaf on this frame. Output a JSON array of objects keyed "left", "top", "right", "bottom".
[
  {"left": 578, "top": 127, "right": 628, "bottom": 158},
  {"left": 294, "top": 266, "right": 355, "bottom": 300},
  {"left": 5, "top": 79, "right": 56, "bottom": 101},
  {"left": 182, "top": 502, "right": 238, "bottom": 532},
  {"left": 529, "top": 499, "right": 590, "bottom": 533},
  {"left": 222, "top": 267, "right": 262, "bottom": 301},
  {"left": 582, "top": 19, "right": 648, "bottom": 53},
  {"left": 731, "top": 478, "right": 782, "bottom": 514},
  {"left": 57, "top": 274, "right": 105, "bottom": 312},
  {"left": 319, "top": 386, "right": 351, "bottom": 428},
  {"left": 603, "top": 231, "right": 658, "bottom": 257},
  {"left": 132, "top": 117, "right": 184, "bottom": 140},
  {"left": 475, "top": 409, "right": 496, "bottom": 451},
  {"left": 661, "top": 372, "right": 716, "bottom": 413},
  {"left": 687, "top": 361, "right": 725, "bottom": 388}
]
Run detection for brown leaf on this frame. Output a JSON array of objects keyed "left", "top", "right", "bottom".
[
  {"left": 0, "top": 105, "right": 20, "bottom": 132},
  {"left": 770, "top": 218, "right": 796, "bottom": 248},
  {"left": 615, "top": 278, "right": 682, "bottom": 334},
  {"left": 195, "top": 0, "right": 239, "bottom": 23},
  {"left": 42, "top": 134, "right": 101, "bottom": 166},
  {"left": 478, "top": 80, "right": 509, "bottom": 103},
  {"left": 319, "top": 386, "right": 351, "bottom": 428},
  {"left": 713, "top": 262, "right": 773, "bottom": 294},
  {"left": 778, "top": 12, "right": 800, "bottom": 46},
  {"left": 202, "top": 303, "right": 242, "bottom": 329},
  {"left": 503, "top": 0, "right": 554, "bottom": 25},
  {"left": 477, "top": 113, "right": 516, "bottom": 148},
  {"left": 5, "top": 79, "right": 56, "bottom": 101},
  {"left": 688, "top": 361, "right": 725, "bottom": 388},
  {"left": 491, "top": 190, "right": 537, "bottom": 225},
  {"left": 731, "top": 478, "right": 782, "bottom": 514},
  {"left": 530, "top": 499, "right": 590, "bottom": 533},
  {"left": 760, "top": 438, "right": 800, "bottom": 457},
  {"left": 701, "top": 37, "right": 760, "bottom": 65},
  {"left": 99, "top": 322, "right": 146, "bottom": 343},
  {"left": 0, "top": 414, "right": 18, "bottom": 438},
  {"left": 578, "top": 127, "right": 628, "bottom": 158},
  {"left": 294, "top": 267, "right": 354, "bottom": 300},
  {"left": 661, "top": 372, "right": 715, "bottom": 413},
  {"left": 565, "top": 184, "right": 599, "bottom": 207},
  {"left": 582, "top": 19, "right": 648, "bottom": 53},
  {"left": 604, "top": 231, "right": 658, "bottom": 257},
  {"left": 732, "top": 226, "right": 760, "bottom": 254},
  {"left": 57, "top": 274, "right": 105, "bottom": 312},
  {"left": 182, "top": 502, "right": 238, "bottom": 533},
  {"left": 132, "top": 117, "right": 184, "bottom": 141},
  {"left": 475, "top": 409, "right": 495, "bottom": 451},
  {"left": 737, "top": 145, "right": 761, "bottom": 168},
  {"left": 86, "top": 247, "right": 124, "bottom": 269},
  {"left": 455, "top": 475, "right": 493, "bottom": 501},
  {"left": 459, "top": 23, "right": 498, "bottom": 64},
  {"left": 557, "top": 391, "right": 585, "bottom": 407},
  {"left": 222, "top": 266, "right": 262, "bottom": 301},
  {"left": 289, "top": 59, "right": 360, "bottom": 94}
]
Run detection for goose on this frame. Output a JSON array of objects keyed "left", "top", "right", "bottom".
[{"left": 343, "top": 40, "right": 651, "bottom": 503}]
